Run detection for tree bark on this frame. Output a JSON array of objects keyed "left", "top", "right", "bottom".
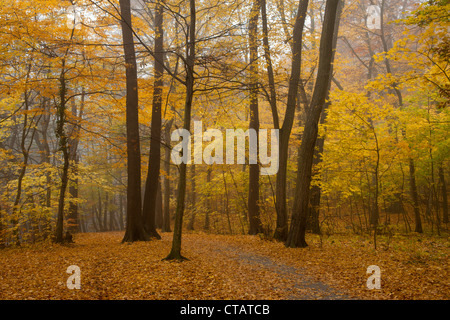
[
  {"left": 204, "top": 167, "right": 212, "bottom": 231},
  {"left": 261, "top": 0, "right": 279, "bottom": 130},
  {"left": 248, "top": 0, "right": 263, "bottom": 235},
  {"left": 274, "top": 0, "right": 309, "bottom": 242},
  {"left": 164, "top": 0, "right": 195, "bottom": 261},
  {"left": 120, "top": 0, "right": 148, "bottom": 242},
  {"left": 187, "top": 164, "right": 196, "bottom": 230},
  {"left": 307, "top": 0, "right": 344, "bottom": 235},
  {"left": 163, "top": 119, "right": 173, "bottom": 232},
  {"left": 142, "top": 0, "right": 164, "bottom": 239},
  {"left": 155, "top": 178, "right": 163, "bottom": 229},
  {"left": 286, "top": 0, "right": 340, "bottom": 248},
  {"left": 68, "top": 89, "right": 83, "bottom": 234},
  {"left": 439, "top": 165, "right": 448, "bottom": 224}
]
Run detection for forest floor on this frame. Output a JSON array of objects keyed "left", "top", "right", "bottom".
[{"left": 0, "top": 231, "right": 448, "bottom": 300}]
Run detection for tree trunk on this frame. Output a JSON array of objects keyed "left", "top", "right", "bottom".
[
  {"left": 68, "top": 88, "right": 84, "bottom": 234},
  {"left": 261, "top": 0, "right": 279, "bottom": 130},
  {"left": 248, "top": 0, "right": 263, "bottom": 235},
  {"left": 286, "top": 0, "right": 340, "bottom": 248},
  {"left": 164, "top": 0, "right": 195, "bottom": 261},
  {"left": 204, "top": 167, "right": 212, "bottom": 231},
  {"left": 142, "top": 0, "right": 164, "bottom": 239},
  {"left": 68, "top": 157, "right": 79, "bottom": 233},
  {"left": 104, "top": 192, "right": 109, "bottom": 231},
  {"left": 274, "top": 0, "right": 309, "bottom": 242},
  {"left": 119, "top": 192, "right": 125, "bottom": 230},
  {"left": 120, "top": 0, "right": 148, "bottom": 242},
  {"left": 163, "top": 119, "right": 173, "bottom": 232},
  {"left": 55, "top": 59, "right": 71, "bottom": 244},
  {"left": 155, "top": 178, "right": 163, "bottom": 229},
  {"left": 439, "top": 165, "right": 448, "bottom": 223},
  {"left": 0, "top": 204, "right": 4, "bottom": 248},
  {"left": 409, "top": 159, "right": 423, "bottom": 233},
  {"left": 187, "top": 164, "right": 196, "bottom": 230},
  {"left": 307, "top": 0, "right": 343, "bottom": 235}
]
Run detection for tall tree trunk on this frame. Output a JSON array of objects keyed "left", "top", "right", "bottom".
[
  {"left": 104, "top": 192, "right": 109, "bottom": 231},
  {"left": 142, "top": 0, "right": 164, "bottom": 239},
  {"left": 164, "top": 0, "right": 195, "bottom": 261},
  {"left": 68, "top": 88, "right": 84, "bottom": 234},
  {"left": 248, "top": 0, "right": 263, "bottom": 235},
  {"left": 0, "top": 204, "right": 3, "bottom": 248},
  {"left": 55, "top": 60, "right": 71, "bottom": 244},
  {"left": 439, "top": 165, "right": 448, "bottom": 224},
  {"left": 261, "top": 0, "right": 279, "bottom": 130},
  {"left": 67, "top": 156, "right": 79, "bottom": 233},
  {"left": 204, "top": 167, "right": 212, "bottom": 231},
  {"left": 110, "top": 197, "right": 117, "bottom": 231},
  {"left": 119, "top": 192, "right": 125, "bottom": 230},
  {"left": 274, "top": 0, "right": 309, "bottom": 242},
  {"left": 307, "top": 0, "right": 344, "bottom": 235},
  {"left": 286, "top": 0, "right": 340, "bottom": 248},
  {"left": 187, "top": 164, "right": 196, "bottom": 230},
  {"left": 34, "top": 98, "right": 52, "bottom": 237},
  {"left": 163, "top": 119, "right": 173, "bottom": 232},
  {"left": 120, "top": 0, "right": 148, "bottom": 242},
  {"left": 12, "top": 88, "right": 32, "bottom": 245},
  {"left": 155, "top": 178, "right": 163, "bottom": 229},
  {"left": 97, "top": 188, "right": 104, "bottom": 231}
]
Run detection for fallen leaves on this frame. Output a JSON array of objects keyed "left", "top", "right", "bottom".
[{"left": 0, "top": 231, "right": 448, "bottom": 300}]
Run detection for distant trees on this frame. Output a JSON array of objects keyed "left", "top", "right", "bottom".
[{"left": 0, "top": 0, "right": 448, "bottom": 251}]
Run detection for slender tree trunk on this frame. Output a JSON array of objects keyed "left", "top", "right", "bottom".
[
  {"left": 187, "top": 164, "right": 196, "bottom": 231},
  {"left": 286, "top": 0, "right": 340, "bottom": 248},
  {"left": 120, "top": 0, "right": 148, "bottom": 242},
  {"left": 0, "top": 204, "right": 3, "bottom": 248},
  {"left": 248, "top": 0, "right": 263, "bottom": 235},
  {"left": 104, "top": 192, "right": 109, "bottom": 231},
  {"left": 164, "top": 0, "right": 195, "bottom": 261},
  {"left": 261, "top": 0, "right": 279, "bottom": 130},
  {"left": 222, "top": 169, "right": 233, "bottom": 234},
  {"left": 439, "top": 165, "right": 448, "bottom": 223},
  {"left": 155, "top": 178, "right": 163, "bottom": 229},
  {"left": 274, "top": 0, "right": 309, "bottom": 242},
  {"left": 92, "top": 207, "right": 98, "bottom": 232},
  {"left": 55, "top": 58, "right": 71, "bottom": 244},
  {"left": 307, "top": 0, "right": 343, "bottom": 235},
  {"left": 163, "top": 119, "right": 173, "bottom": 232},
  {"left": 119, "top": 192, "right": 125, "bottom": 230},
  {"left": 68, "top": 88, "right": 84, "bottom": 234},
  {"left": 109, "top": 197, "right": 116, "bottom": 231},
  {"left": 97, "top": 188, "right": 104, "bottom": 231},
  {"left": 204, "top": 167, "right": 212, "bottom": 231},
  {"left": 68, "top": 156, "right": 79, "bottom": 233},
  {"left": 142, "top": 0, "right": 164, "bottom": 239},
  {"left": 34, "top": 98, "right": 52, "bottom": 237},
  {"left": 12, "top": 89, "right": 32, "bottom": 245}
]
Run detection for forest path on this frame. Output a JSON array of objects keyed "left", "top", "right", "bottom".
[
  {"left": 0, "top": 231, "right": 358, "bottom": 300},
  {"left": 181, "top": 233, "right": 355, "bottom": 300}
]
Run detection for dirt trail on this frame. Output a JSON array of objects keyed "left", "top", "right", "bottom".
[
  {"left": 183, "top": 235, "right": 355, "bottom": 300},
  {"left": 0, "top": 232, "right": 358, "bottom": 300}
]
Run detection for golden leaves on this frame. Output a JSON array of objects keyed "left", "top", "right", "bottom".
[{"left": 1, "top": 231, "right": 447, "bottom": 300}]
